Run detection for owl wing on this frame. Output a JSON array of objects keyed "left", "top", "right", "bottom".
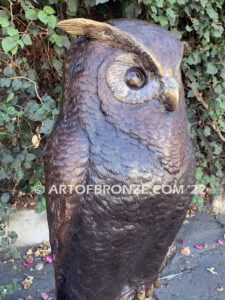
[{"left": 44, "top": 116, "right": 89, "bottom": 289}]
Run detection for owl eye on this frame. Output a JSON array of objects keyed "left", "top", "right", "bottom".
[{"left": 124, "top": 68, "right": 146, "bottom": 89}]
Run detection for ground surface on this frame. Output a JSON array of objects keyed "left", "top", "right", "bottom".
[{"left": 1, "top": 212, "right": 225, "bottom": 300}]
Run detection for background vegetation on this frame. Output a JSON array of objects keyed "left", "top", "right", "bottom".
[{"left": 0, "top": 0, "right": 224, "bottom": 294}]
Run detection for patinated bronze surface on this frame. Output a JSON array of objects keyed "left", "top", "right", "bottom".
[{"left": 44, "top": 18, "right": 195, "bottom": 300}]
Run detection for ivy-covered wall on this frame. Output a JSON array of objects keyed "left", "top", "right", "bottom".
[{"left": 0, "top": 0, "right": 224, "bottom": 243}]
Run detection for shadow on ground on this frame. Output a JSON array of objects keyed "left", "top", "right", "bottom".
[{"left": 1, "top": 212, "right": 225, "bottom": 300}]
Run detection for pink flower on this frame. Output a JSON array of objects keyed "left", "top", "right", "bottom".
[
  {"left": 194, "top": 244, "right": 203, "bottom": 249},
  {"left": 44, "top": 254, "right": 53, "bottom": 264},
  {"left": 200, "top": 193, "right": 205, "bottom": 199},
  {"left": 27, "top": 257, "right": 33, "bottom": 266},
  {"left": 41, "top": 293, "right": 52, "bottom": 300},
  {"left": 181, "top": 247, "right": 190, "bottom": 256},
  {"left": 218, "top": 240, "right": 223, "bottom": 246},
  {"left": 178, "top": 239, "right": 184, "bottom": 244}
]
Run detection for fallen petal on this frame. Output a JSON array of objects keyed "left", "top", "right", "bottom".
[
  {"left": 41, "top": 292, "right": 52, "bottom": 300},
  {"left": 217, "top": 286, "right": 224, "bottom": 292},
  {"left": 44, "top": 254, "right": 53, "bottom": 264},
  {"left": 200, "top": 193, "right": 205, "bottom": 199},
  {"left": 178, "top": 239, "right": 184, "bottom": 244},
  {"left": 194, "top": 244, "right": 203, "bottom": 250},
  {"left": 181, "top": 247, "right": 190, "bottom": 256},
  {"left": 27, "top": 257, "right": 34, "bottom": 266},
  {"left": 218, "top": 240, "right": 223, "bottom": 246}
]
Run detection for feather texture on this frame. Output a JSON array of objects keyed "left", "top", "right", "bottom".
[{"left": 44, "top": 19, "right": 195, "bottom": 300}]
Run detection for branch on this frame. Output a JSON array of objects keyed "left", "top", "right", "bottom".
[
  {"left": 210, "top": 121, "right": 225, "bottom": 143},
  {"left": 9, "top": 76, "right": 43, "bottom": 104},
  {"left": 195, "top": 88, "right": 208, "bottom": 110},
  {"left": 9, "top": 0, "right": 13, "bottom": 26},
  {"left": 195, "top": 88, "right": 225, "bottom": 144}
]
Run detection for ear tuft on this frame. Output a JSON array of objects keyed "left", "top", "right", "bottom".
[
  {"left": 56, "top": 18, "right": 110, "bottom": 38},
  {"left": 56, "top": 18, "right": 162, "bottom": 77}
]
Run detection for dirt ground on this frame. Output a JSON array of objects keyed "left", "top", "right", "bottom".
[{"left": 1, "top": 212, "right": 225, "bottom": 300}]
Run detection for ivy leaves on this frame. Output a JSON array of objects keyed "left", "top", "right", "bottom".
[
  {"left": 2, "top": 37, "right": 17, "bottom": 53},
  {"left": 1, "top": 26, "right": 32, "bottom": 54},
  {"left": 206, "top": 63, "right": 218, "bottom": 75},
  {"left": 25, "top": 9, "right": 38, "bottom": 20},
  {"left": 0, "top": 5, "right": 59, "bottom": 55},
  {"left": 37, "top": 6, "right": 57, "bottom": 28}
]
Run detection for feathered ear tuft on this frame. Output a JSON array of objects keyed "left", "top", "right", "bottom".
[
  {"left": 56, "top": 18, "right": 114, "bottom": 41},
  {"left": 56, "top": 18, "right": 162, "bottom": 77}
]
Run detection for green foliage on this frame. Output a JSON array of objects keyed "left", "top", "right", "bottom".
[
  {"left": 0, "top": 279, "right": 20, "bottom": 299},
  {"left": 0, "top": 1, "right": 224, "bottom": 293}
]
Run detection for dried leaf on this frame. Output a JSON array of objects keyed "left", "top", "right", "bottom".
[
  {"left": 35, "top": 250, "right": 41, "bottom": 257},
  {"left": 32, "top": 134, "right": 40, "bottom": 148},
  {"left": 27, "top": 249, "right": 33, "bottom": 255},
  {"left": 206, "top": 267, "right": 217, "bottom": 275},
  {"left": 36, "top": 262, "right": 44, "bottom": 271},
  {"left": 22, "top": 276, "right": 34, "bottom": 289},
  {"left": 183, "top": 220, "right": 189, "bottom": 225}
]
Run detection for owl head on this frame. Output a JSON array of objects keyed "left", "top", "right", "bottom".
[
  {"left": 57, "top": 18, "right": 183, "bottom": 110},
  {"left": 57, "top": 18, "right": 189, "bottom": 174}
]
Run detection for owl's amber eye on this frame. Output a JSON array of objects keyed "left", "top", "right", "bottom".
[{"left": 125, "top": 68, "right": 146, "bottom": 89}]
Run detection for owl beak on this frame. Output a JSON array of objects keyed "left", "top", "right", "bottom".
[{"left": 164, "top": 78, "right": 180, "bottom": 111}]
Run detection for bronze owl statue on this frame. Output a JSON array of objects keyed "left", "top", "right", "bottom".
[{"left": 44, "top": 18, "right": 195, "bottom": 300}]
